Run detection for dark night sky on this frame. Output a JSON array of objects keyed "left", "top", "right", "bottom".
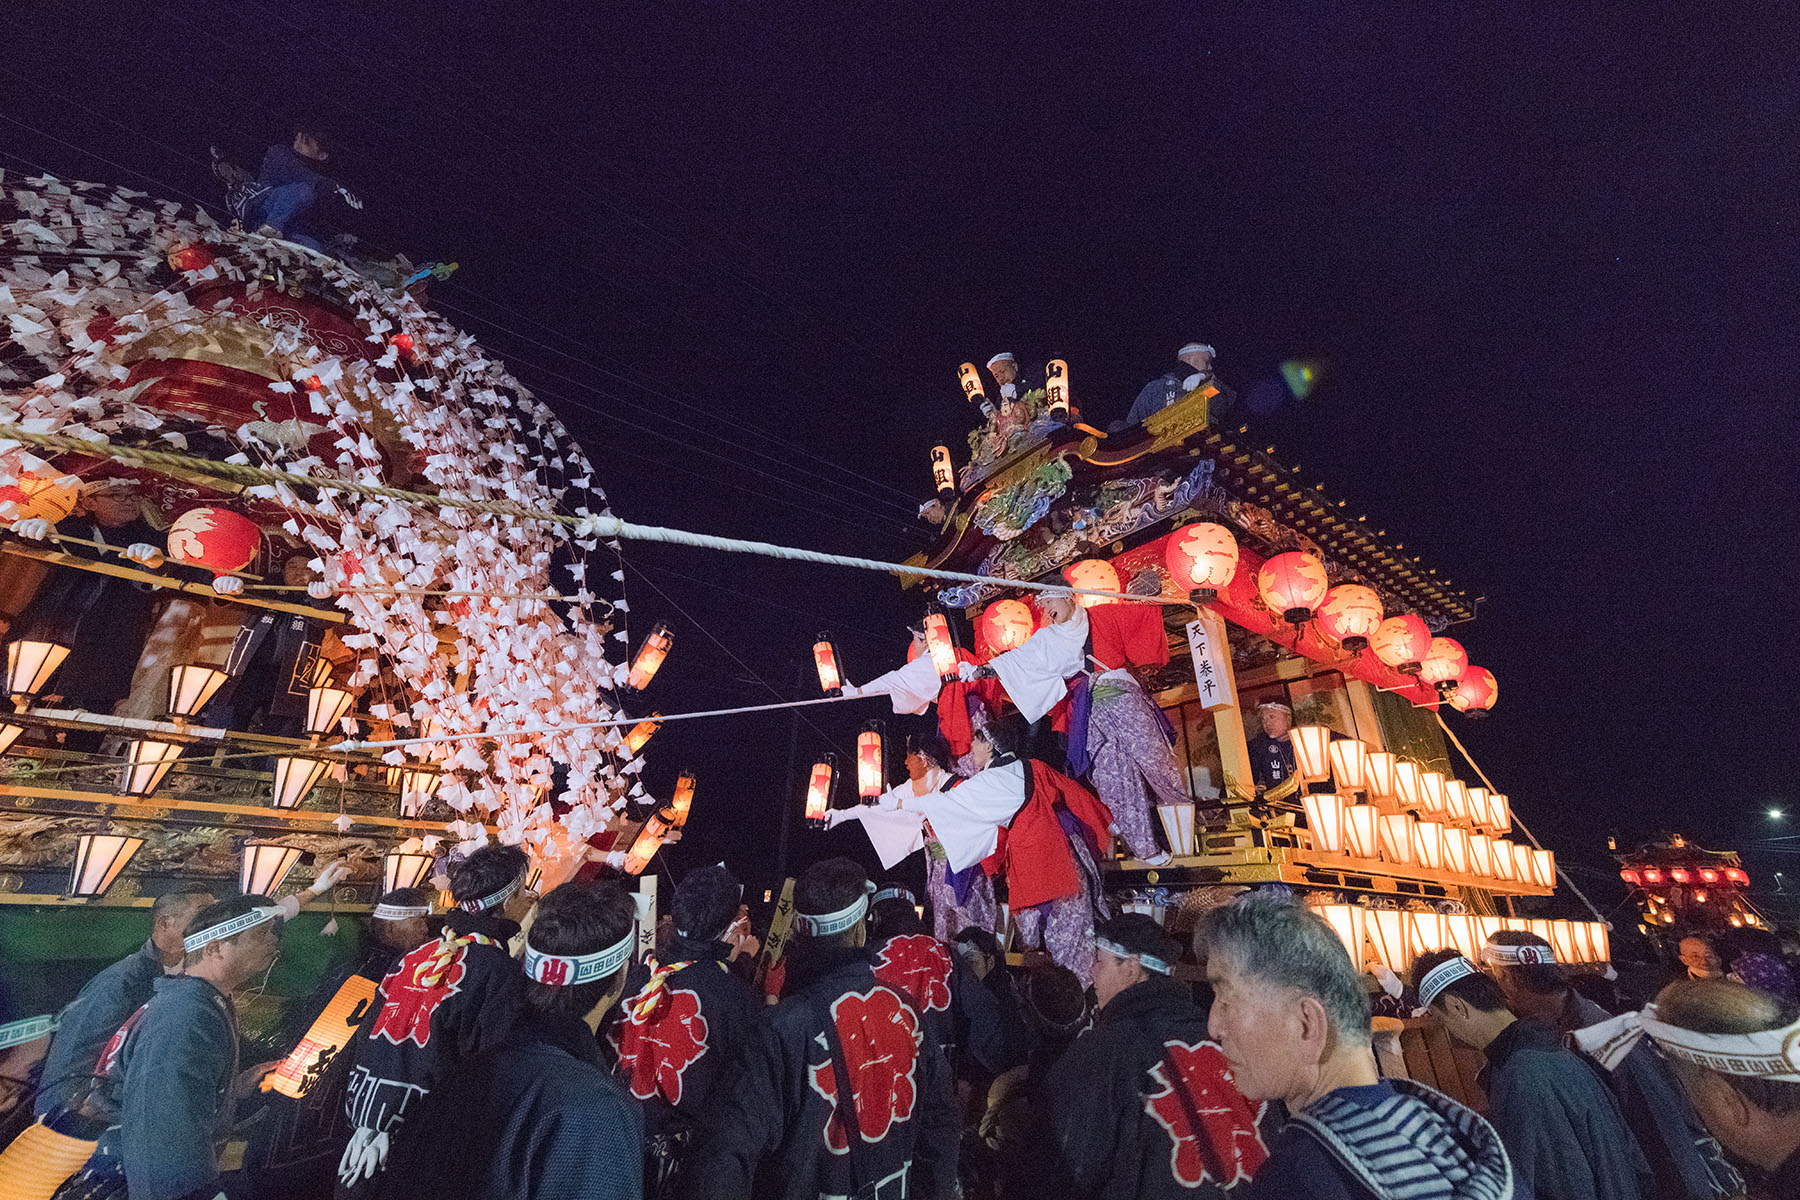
[{"left": 5, "top": 2, "right": 1797, "bottom": 910}]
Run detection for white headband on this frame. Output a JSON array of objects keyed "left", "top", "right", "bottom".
[
  {"left": 872, "top": 886, "right": 915, "bottom": 908},
  {"left": 986, "top": 353, "right": 1015, "bottom": 367},
  {"left": 523, "top": 928, "right": 635, "bottom": 986},
  {"left": 183, "top": 905, "right": 280, "bottom": 953},
  {"left": 1574, "top": 1002, "right": 1800, "bottom": 1082},
  {"left": 794, "top": 887, "right": 872, "bottom": 937},
  {"left": 1096, "top": 935, "right": 1172, "bottom": 976},
  {"left": 1480, "top": 940, "right": 1557, "bottom": 967},
  {"left": 374, "top": 903, "right": 432, "bottom": 921},
  {"left": 1419, "top": 956, "right": 1479, "bottom": 1009},
  {"left": 1179, "top": 343, "right": 1214, "bottom": 357},
  {"left": 0, "top": 1013, "right": 57, "bottom": 1051},
  {"left": 457, "top": 877, "right": 519, "bottom": 913}
]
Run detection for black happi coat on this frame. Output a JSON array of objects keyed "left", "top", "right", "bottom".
[
  {"left": 34, "top": 939, "right": 165, "bottom": 1128},
  {"left": 340, "top": 911, "right": 525, "bottom": 1192},
  {"left": 679, "top": 943, "right": 959, "bottom": 1200},
  {"left": 870, "top": 933, "right": 956, "bottom": 1058},
  {"left": 378, "top": 1008, "right": 644, "bottom": 1200},
  {"left": 1031, "top": 976, "right": 1274, "bottom": 1199}
]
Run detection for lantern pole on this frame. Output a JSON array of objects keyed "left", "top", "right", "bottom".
[{"left": 774, "top": 658, "right": 804, "bottom": 888}]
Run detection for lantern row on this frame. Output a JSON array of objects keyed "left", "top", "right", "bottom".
[{"left": 1314, "top": 905, "right": 1611, "bottom": 976}]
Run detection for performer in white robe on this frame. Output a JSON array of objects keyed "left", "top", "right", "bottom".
[
  {"left": 962, "top": 593, "right": 1088, "bottom": 724},
  {"left": 825, "top": 739, "right": 945, "bottom": 870}
]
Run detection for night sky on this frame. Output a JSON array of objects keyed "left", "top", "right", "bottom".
[{"left": 5, "top": 2, "right": 1796, "bottom": 912}]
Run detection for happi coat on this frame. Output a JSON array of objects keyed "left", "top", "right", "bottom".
[{"left": 35, "top": 939, "right": 166, "bottom": 1128}]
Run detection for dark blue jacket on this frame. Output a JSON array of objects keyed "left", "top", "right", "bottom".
[{"left": 34, "top": 939, "right": 164, "bottom": 1123}]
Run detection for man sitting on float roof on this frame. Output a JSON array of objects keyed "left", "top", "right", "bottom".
[
  {"left": 244, "top": 124, "right": 362, "bottom": 253},
  {"left": 1125, "top": 342, "right": 1237, "bottom": 427}
]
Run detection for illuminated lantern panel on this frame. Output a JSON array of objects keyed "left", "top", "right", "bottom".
[
  {"left": 241, "top": 842, "right": 303, "bottom": 896},
  {"left": 1512, "top": 843, "right": 1535, "bottom": 884},
  {"left": 1290, "top": 725, "right": 1333, "bottom": 783},
  {"left": 1725, "top": 867, "right": 1749, "bottom": 885},
  {"left": 1366, "top": 909, "right": 1411, "bottom": 974},
  {"left": 167, "top": 664, "right": 228, "bottom": 719},
  {"left": 622, "top": 825, "right": 663, "bottom": 876},
  {"left": 69, "top": 833, "right": 144, "bottom": 897},
  {"left": 272, "top": 756, "right": 330, "bottom": 809},
  {"left": 167, "top": 507, "right": 261, "bottom": 574},
  {"left": 1419, "top": 771, "right": 1447, "bottom": 818},
  {"left": 1370, "top": 615, "right": 1431, "bottom": 674},
  {"left": 5, "top": 639, "right": 70, "bottom": 697},
  {"left": 1445, "top": 913, "right": 1482, "bottom": 960},
  {"left": 1589, "top": 923, "right": 1612, "bottom": 963},
  {"left": 1316, "top": 584, "right": 1384, "bottom": 652},
  {"left": 1550, "top": 920, "right": 1581, "bottom": 964},
  {"left": 958, "top": 362, "right": 991, "bottom": 414},
  {"left": 1619, "top": 868, "right": 1641, "bottom": 886},
  {"left": 1476, "top": 915, "right": 1508, "bottom": 945},
  {"left": 1670, "top": 868, "right": 1691, "bottom": 884},
  {"left": 1378, "top": 814, "right": 1417, "bottom": 865},
  {"left": 1442, "top": 827, "right": 1471, "bottom": 875},
  {"left": 1164, "top": 522, "right": 1239, "bottom": 603},
  {"left": 305, "top": 686, "right": 355, "bottom": 736},
  {"left": 671, "top": 772, "right": 697, "bottom": 827},
  {"left": 1419, "top": 638, "right": 1470, "bottom": 693},
  {"left": 930, "top": 446, "right": 956, "bottom": 499},
  {"left": 803, "top": 757, "right": 836, "bottom": 825},
  {"left": 1465, "top": 787, "right": 1490, "bottom": 831},
  {"left": 921, "top": 611, "right": 959, "bottom": 681},
  {"left": 1531, "top": 849, "right": 1556, "bottom": 888},
  {"left": 1641, "top": 868, "right": 1664, "bottom": 886},
  {"left": 1315, "top": 903, "right": 1366, "bottom": 966},
  {"left": 1302, "top": 793, "right": 1347, "bottom": 855},
  {"left": 1412, "top": 821, "right": 1447, "bottom": 871},
  {"left": 1486, "top": 793, "right": 1512, "bottom": 835},
  {"left": 626, "top": 622, "right": 674, "bottom": 692},
  {"left": 383, "top": 850, "right": 435, "bottom": 893},
  {"left": 1410, "top": 911, "right": 1448, "bottom": 957},
  {"left": 977, "top": 599, "right": 1036, "bottom": 655},
  {"left": 813, "top": 636, "right": 844, "bottom": 696},
  {"left": 1329, "top": 738, "right": 1369, "bottom": 794},
  {"left": 0, "top": 458, "right": 80, "bottom": 525},
  {"left": 120, "top": 739, "right": 183, "bottom": 797},
  {"left": 1156, "top": 802, "right": 1197, "bottom": 856},
  {"left": 1443, "top": 779, "right": 1470, "bottom": 826},
  {"left": 1365, "top": 751, "right": 1397, "bottom": 803},
  {"left": 1698, "top": 868, "right": 1720, "bottom": 884},
  {"left": 1344, "top": 804, "right": 1380, "bottom": 859},
  {"left": 397, "top": 766, "right": 441, "bottom": 818},
  {"left": 1468, "top": 834, "right": 1496, "bottom": 878},
  {"left": 624, "top": 716, "right": 662, "bottom": 755},
  {"left": 1394, "top": 760, "right": 1424, "bottom": 811},
  {"left": 1063, "top": 558, "right": 1121, "bottom": 609},
  {"left": 857, "top": 722, "right": 885, "bottom": 799},
  {"left": 1256, "top": 552, "right": 1330, "bottom": 623},
  {"left": 1490, "top": 841, "right": 1518, "bottom": 882},
  {"left": 1450, "top": 666, "right": 1498, "bottom": 715},
  {"left": 1044, "top": 358, "right": 1071, "bottom": 420}
]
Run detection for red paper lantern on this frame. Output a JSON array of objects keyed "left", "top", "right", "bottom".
[
  {"left": 977, "top": 599, "right": 1036, "bottom": 655},
  {"left": 390, "top": 333, "right": 416, "bottom": 358},
  {"left": 1316, "top": 584, "right": 1384, "bottom": 652},
  {"left": 857, "top": 721, "right": 885, "bottom": 799},
  {"left": 812, "top": 635, "right": 843, "bottom": 696},
  {"left": 167, "top": 243, "right": 214, "bottom": 273},
  {"left": 1164, "top": 522, "right": 1238, "bottom": 603},
  {"left": 0, "top": 460, "right": 80, "bottom": 525},
  {"left": 1256, "top": 552, "right": 1329, "bottom": 623},
  {"left": 1370, "top": 615, "right": 1431, "bottom": 673},
  {"left": 1062, "top": 558, "right": 1120, "bottom": 609},
  {"left": 921, "top": 610, "right": 959, "bottom": 681},
  {"left": 1449, "top": 666, "right": 1498, "bottom": 715},
  {"left": 1419, "top": 638, "right": 1470, "bottom": 694},
  {"left": 304, "top": 375, "right": 325, "bottom": 393},
  {"left": 1619, "top": 868, "right": 1641, "bottom": 886},
  {"left": 167, "top": 507, "right": 261, "bottom": 574}
]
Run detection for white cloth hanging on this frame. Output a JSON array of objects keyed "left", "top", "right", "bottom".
[
  {"left": 985, "top": 608, "right": 1088, "bottom": 723},
  {"left": 832, "top": 768, "right": 943, "bottom": 868},
  {"left": 913, "top": 758, "right": 1028, "bottom": 873}
]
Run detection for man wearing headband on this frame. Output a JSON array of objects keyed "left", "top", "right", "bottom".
[
  {"left": 1201, "top": 893, "right": 1512, "bottom": 1200},
  {"left": 684, "top": 858, "right": 957, "bottom": 1200},
  {"left": 1244, "top": 699, "right": 1297, "bottom": 791},
  {"left": 339, "top": 843, "right": 531, "bottom": 1195},
  {"left": 1483, "top": 932, "right": 1738, "bottom": 1200},
  {"left": 1411, "top": 948, "right": 1651, "bottom": 1200},
  {"left": 605, "top": 864, "right": 757, "bottom": 1187},
  {"left": 380, "top": 882, "right": 642, "bottom": 1199},
  {"left": 57, "top": 896, "right": 286, "bottom": 1200},
  {"left": 1030, "top": 914, "right": 1273, "bottom": 1197},
  {"left": 1125, "top": 341, "right": 1236, "bottom": 427}
]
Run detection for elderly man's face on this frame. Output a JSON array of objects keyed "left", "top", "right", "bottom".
[
  {"left": 1260, "top": 708, "right": 1293, "bottom": 739},
  {"left": 1179, "top": 350, "right": 1214, "bottom": 374},
  {"left": 84, "top": 489, "right": 142, "bottom": 527},
  {"left": 990, "top": 360, "right": 1017, "bottom": 386},
  {"left": 1679, "top": 937, "right": 1722, "bottom": 976},
  {"left": 1207, "top": 949, "right": 1312, "bottom": 1102}
]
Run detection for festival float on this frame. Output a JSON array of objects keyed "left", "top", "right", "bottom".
[
  {"left": 1615, "top": 833, "right": 1767, "bottom": 939},
  {"left": 0, "top": 173, "right": 682, "bottom": 952}
]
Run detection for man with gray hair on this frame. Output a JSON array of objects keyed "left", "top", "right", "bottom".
[
  {"left": 1199, "top": 891, "right": 1515, "bottom": 1199},
  {"left": 1126, "top": 342, "right": 1237, "bottom": 426}
]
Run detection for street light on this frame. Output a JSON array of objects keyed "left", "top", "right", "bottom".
[{"left": 1769, "top": 808, "right": 1785, "bottom": 821}]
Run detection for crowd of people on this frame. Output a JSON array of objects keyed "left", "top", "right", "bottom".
[{"left": 6, "top": 837, "right": 1799, "bottom": 1200}]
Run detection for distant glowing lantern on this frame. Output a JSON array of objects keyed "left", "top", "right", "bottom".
[
  {"left": 1486, "top": 793, "right": 1512, "bottom": 835},
  {"left": 1725, "top": 867, "right": 1749, "bottom": 885},
  {"left": 1164, "top": 522, "right": 1239, "bottom": 604},
  {"left": 1419, "top": 771, "right": 1447, "bottom": 818},
  {"left": 1449, "top": 666, "right": 1498, "bottom": 715},
  {"left": 1445, "top": 913, "right": 1482, "bottom": 960},
  {"left": 1378, "top": 814, "right": 1416, "bottom": 865},
  {"left": 1419, "top": 638, "right": 1470, "bottom": 696},
  {"left": 1316, "top": 585, "right": 1383, "bottom": 652},
  {"left": 1365, "top": 751, "right": 1397, "bottom": 806},
  {"left": 804, "top": 755, "right": 837, "bottom": 826},
  {"left": 1642, "top": 868, "right": 1664, "bottom": 885},
  {"left": 1329, "top": 738, "right": 1369, "bottom": 794},
  {"left": 1344, "top": 803, "right": 1380, "bottom": 859},
  {"left": 272, "top": 755, "right": 329, "bottom": 809},
  {"left": 397, "top": 766, "right": 441, "bottom": 817},
  {"left": 1442, "top": 827, "right": 1471, "bottom": 875},
  {"left": 624, "top": 716, "right": 662, "bottom": 754},
  {"left": 1412, "top": 821, "right": 1447, "bottom": 871},
  {"left": 921, "top": 609, "right": 959, "bottom": 681},
  {"left": 241, "top": 842, "right": 303, "bottom": 896},
  {"left": 1366, "top": 908, "right": 1411, "bottom": 974},
  {"left": 167, "top": 243, "right": 214, "bottom": 273},
  {"left": 857, "top": 721, "right": 886, "bottom": 799},
  {"left": 120, "top": 739, "right": 182, "bottom": 796},
  {"left": 69, "top": 832, "right": 143, "bottom": 897},
  {"left": 1044, "top": 358, "right": 1071, "bottom": 421},
  {"left": 1620, "top": 868, "right": 1641, "bottom": 886},
  {"left": 1393, "top": 760, "right": 1424, "bottom": 810},
  {"left": 1468, "top": 834, "right": 1496, "bottom": 878},
  {"left": 304, "top": 685, "right": 355, "bottom": 736},
  {"left": 626, "top": 622, "right": 674, "bottom": 692},
  {"left": 167, "top": 664, "right": 227, "bottom": 719},
  {"left": 1670, "top": 868, "right": 1692, "bottom": 884},
  {"left": 930, "top": 446, "right": 957, "bottom": 500},
  {"left": 1316, "top": 903, "right": 1366, "bottom": 966},
  {"left": 1443, "top": 779, "right": 1470, "bottom": 826},
  {"left": 977, "top": 599, "right": 1035, "bottom": 655},
  {"left": 167, "top": 507, "right": 261, "bottom": 574},
  {"left": 5, "top": 638, "right": 70, "bottom": 697},
  {"left": 383, "top": 849, "right": 434, "bottom": 893},
  {"left": 1255, "top": 551, "right": 1329, "bottom": 624},
  {"left": 1698, "top": 868, "right": 1719, "bottom": 883},
  {"left": 1155, "top": 802, "right": 1197, "bottom": 856},
  {"left": 1410, "top": 911, "right": 1448, "bottom": 957},
  {"left": 813, "top": 635, "right": 844, "bottom": 697},
  {"left": 1303, "top": 793, "right": 1346, "bottom": 855},
  {"left": 671, "top": 771, "right": 697, "bottom": 827},
  {"left": 958, "top": 362, "right": 994, "bottom": 417},
  {"left": 1370, "top": 615, "right": 1431, "bottom": 674},
  {"left": 1290, "top": 725, "right": 1333, "bottom": 783},
  {"left": 1063, "top": 558, "right": 1120, "bottom": 608}
]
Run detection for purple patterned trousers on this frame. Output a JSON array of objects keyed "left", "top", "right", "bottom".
[
  {"left": 1012, "top": 830, "right": 1110, "bottom": 987},
  {"left": 926, "top": 837, "right": 997, "bottom": 943},
  {"left": 1087, "top": 676, "right": 1191, "bottom": 860}
]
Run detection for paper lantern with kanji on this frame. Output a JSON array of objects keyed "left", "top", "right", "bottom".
[
  {"left": 1256, "top": 551, "right": 1329, "bottom": 623},
  {"left": 1370, "top": 615, "right": 1431, "bottom": 673},
  {"left": 1164, "top": 522, "right": 1238, "bottom": 603},
  {"left": 167, "top": 507, "right": 261, "bottom": 574},
  {"left": 977, "top": 599, "right": 1036, "bottom": 656},
  {"left": 1062, "top": 558, "right": 1120, "bottom": 609},
  {"left": 1419, "top": 638, "right": 1469, "bottom": 694},
  {"left": 1316, "top": 584, "right": 1383, "bottom": 652},
  {"left": 1450, "top": 666, "right": 1498, "bottom": 715}
]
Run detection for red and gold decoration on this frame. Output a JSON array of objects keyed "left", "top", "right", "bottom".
[
  {"left": 1370, "top": 615, "right": 1432, "bottom": 674},
  {"left": 1164, "top": 521, "right": 1239, "bottom": 605},
  {"left": 1255, "top": 551, "right": 1329, "bottom": 624},
  {"left": 1316, "top": 584, "right": 1383, "bottom": 652},
  {"left": 976, "top": 598, "right": 1035, "bottom": 656},
  {"left": 166, "top": 506, "right": 261, "bottom": 575},
  {"left": 1062, "top": 558, "right": 1120, "bottom": 608}
]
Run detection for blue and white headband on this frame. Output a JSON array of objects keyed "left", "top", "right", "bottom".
[
  {"left": 523, "top": 928, "right": 634, "bottom": 986},
  {"left": 457, "top": 877, "right": 519, "bottom": 914},
  {"left": 1480, "top": 940, "right": 1556, "bottom": 967},
  {"left": 0, "top": 1013, "right": 57, "bottom": 1051},
  {"left": 1419, "top": 956, "right": 1480, "bottom": 1009},
  {"left": 794, "top": 883, "right": 874, "bottom": 937},
  {"left": 1096, "top": 935, "right": 1172, "bottom": 976},
  {"left": 871, "top": 886, "right": 915, "bottom": 909},
  {"left": 183, "top": 904, "right": 281, "bottom": 953},
  {"left": 374, "top": 902, "right": 432, "bottom": 921}
]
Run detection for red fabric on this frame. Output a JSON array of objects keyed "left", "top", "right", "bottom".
[
  {"left": 982, "top": 761, "right": 1116, "bottom": 910},
  {"left": 1087, "top": 603, "right": 1170, "bottom": 671},
  {"left": 937, "top": 648, "right": 1004, "bottom": 756}
]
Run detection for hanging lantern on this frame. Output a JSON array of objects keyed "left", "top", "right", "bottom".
[
  {"left": 1062, "top": 558, "right": 1120, "bottom": 609},
  {"left": 813, "top": 635, "right": 844, "bottom": 697},
  {"left": 120, "top": 739, "right": 182, "bottom": 797},
  {"left": 856, "top": 721, "right": 886, "bottom": 799},
  {"left": 1699, "top": 868, "right": 1720, "bottom": 884},
  {"left": 166, "top": 664, "right": 227, "bottom": 719},
  {"left": 921, "top": 609, "right": 959, "bottom": 682},
  {"left": 69, "top": 832, "right": 144, "bottom": 897},
  {"left": 1366, "top": 908, "right": 1411, "bottom": 974},
  {"left": 1328, "top": 738, "right": 1369, "bottom": 794},
  {"left": 1530, "top": 848, "right": 1556, "bottom": 888},
  {"left": 241, "top": 842, "right": 304, "bottom": 896},
  {"left": 977, "top": 599, "right": 1036, "bottom": 655},
  {"left": 1486, "top": 793, "right": 1512, "bottom": 835},
  {"left": 1410, "top": 911, "right": 1448, "bottom": 957},
  {"left": 166, "top": 243, "right": 214, "bottom": 273},
  {"left": 1449, "top": 666, "right": 1498, "bottom": 716},
  {"left": 304, "top": 685, "right": 355, "bottom": 736},
  {"left": 1419, "top": 638, "right": 1470, "bottom": 697},
  {"left": 1315, "top": 903, "right": 1367, "bottom": 966},
  {"left": 1412, "top": 821, "right": 1447, "bottom": 871},
  {"left": 1378, "top": 814, "right": 1417, "bottom": 865},
  {"left": 1442, "top": 827, "right": 1471, "bottom": 876},
  {"left": 0, "top": 722, "right": 21, "bottom": 756},
  {"left": 0, "top": 458, "right": 80, "bottom": 524},
  {"left": 383, "top": 849, "right": 435, "bottom": 893},
  {"left": 1619, "top": 867, "right": 1641, "bottom": 886},
  {"left": 670, "top": 771, "right": 697, "bottom": 827},
  {"left": 1464, "top": 786, "right": 1490, "bottom": 831},
  {"left": 1443, "top": 779, "right": 1471, "bottom": 826},
  {"left": 1370, "top": 615, "right": 1431, "bottom": 674},
  {"left": 958, "top": 362, "right": 994, "bottom": 417},
  {"left": 1725, "top": 867, "right": 1750, "bottom": 885},
  {"left": 626, "top": 622, "right": 674, "bottom": 693},
  {"left": 167, "top": 507, "right": 261, "bottom": 575},
  {"left": 389, "top": 331, "right": 416, "bottom": 358},
  {"left": 1344, "top": 803, "right": 1380, "bottom": 859},
  {"left": 1642, "top": 867, "right": 1664, "bottom": 886},
  {"left": 1155, "top": 802, "right": 1197, "bottom": 857},
  {"left": 1445, "top": 913, "right": 1482, "bottom": 960},
  {"left": 1419, "top": 771, "right": 1448, "bottom": 817},
  {"left": 624, "top": 715, "right": 662, "bottom": 754},
  {"left": 1365, "top": 751, "right": 1397, "bottom": 806},
  {"left": 1467, "top": 833, "right": 1497, "bottom": 878},
  {"left": 1044, "top": 358, "right": 1071, "bottom": 421},
  {"left": 1164, "top": 522, "right": 1239, "bottom": 604},
  {"left": 397, "top": 766, "right": 441, "bottom": 817},
  {"left": 1290, "top": 725, "right": 1333, "bottom": 783},
  {"left": 1255, "top": 551, "right": 1329, "bottom": 624},
  {"left": 1393, "top": 760, "right": 1424, "bottom": 810},
  {"left": 1316, "top": 585, "right": 1384, "bottom": 652},
  {"left": 1302, "top": 793, "right": 1347, "bottom": 855},
  {"left": 930, "top": 446, "right": 957, "bottom": 501},
  {"left": 803, "top": 754, "right": 837, "bottom": 826},
  {"left": 4, "top": 639, "right": 70, "bottom": 698},
  {"left": 623, "top": 816, "right": 669, "bottom": 876},
  {"left": 272, "top": 755, "right": 329, "bottom": 809}
]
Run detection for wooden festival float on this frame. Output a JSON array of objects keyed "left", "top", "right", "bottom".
[
  {"left": 0, "top": 173, "right": 683, "bottom": 925},
  {"left": 1615, "top": 833, "right": 1769, "bottom": 941},
  {"left": 898, "top": 359, "right": 1610, "bottom": 977}
]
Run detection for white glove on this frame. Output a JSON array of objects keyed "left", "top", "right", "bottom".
[
  {"left": 840, "top": 682, "right": 861, "bottom": 698},
  {"left": 309, "top": 859, "right": 349, "bottom": 894},
  {"left": 123, "top": 543, "right": 165, "bottom": 568},
  {"left": 338, "top": 187, "right": 363, "bottom": 211},
  {"left": 338, "top": 1126, "right": 388, "bottom": 1186},
  {"left": 8, "top": 518, "right": 54, "bottom": 541},
  {"left": 957, "top": 660, "right": 979, "bottom": 682},
  {"left": 605, "top": 850, "right": 626, "bottom": 870},
  {"left": 307, "top": 580, "right": 332, "bottom": 600},
  {"left": 211, "top": 575, "right": 244, "bottom": 596}
]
